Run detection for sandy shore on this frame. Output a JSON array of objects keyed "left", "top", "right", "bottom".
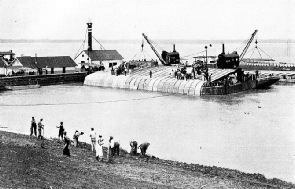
[{"left": 0, "top": 130, "right": 293, "bottom": 189}]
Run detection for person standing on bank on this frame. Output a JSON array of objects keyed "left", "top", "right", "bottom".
[
  {"left": 107, "top": 136, "right": 114, "bottom": 162},
  {"left": 30, "top": 117, "right": 37, "bottom": 137},
  {"left": 37, "top": 118, "right": 44, "bottom": 139},
  {"left": 130, "top": 139, "right": 138, "bottom": 156},
  {"left": 96, "top": 135, "right": 104, "bottom": 161},
  {"left": 149, "top": 70, "right": 152, "bottom": 78},
  {"left": 63, "top": 131, "right": 70, "bottom": 156},
  {"left": 73, "top": 130, "right": 84, "bottom": 147},
  {"left": 138, "top": 142, "right": 150, "bottom": 156},
  {"left": 56, "top": 121, "right": 64, "bottom": 140},
  {"left": 89, "top": 128, "right": 96, "bottom": 152},
  {"left": 114, "top": 141, "right": 120, "bottom": 157}
]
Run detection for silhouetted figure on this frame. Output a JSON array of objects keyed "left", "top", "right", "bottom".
[
  {"left": 114, "top": 142, "right": 120, "bottom": 156},
  {"left": 30, "top": 117, "right": 37, "bottom": 137},
  {"left": 63, "top": 132, "right": 70, "bottom": 156},
  {"left": 89, "top": 128, "right": 96, "bottom": 152},
  {"left": 56, "top": 121, "right": 64, "bottom": 140},
  {"left": 73, "top": 130, "right": 84, "bottom": 147},
  {"left": 138, "top": 142, "right": 150, "bottom": 156},
  {"left": 130, "top": 140, "right": 138, "bottom": 156}
]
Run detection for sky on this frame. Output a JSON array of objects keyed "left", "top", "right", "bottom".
[{"left": 0, "top": 0, "right": 294, "bottom": 40}]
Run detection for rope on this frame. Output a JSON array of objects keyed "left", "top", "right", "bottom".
[
  {"left": 92, "top": 36, "right": 105, "bottom": 50},
  {"left": 242, "top": 46, "right": 256, "bottom": 59},
  {"left": 143, "top": 49, "right": 153, "bottom": 59},
  {"left": 0, "top": 93, "right": 173, "bottom": 107},
  {"left": 130, "top": 50, "right": 141, "bottom": 61},
  {"left": 74, "top": 27, "right": 88, "bottom": 59},
  {"left": 256, "top": 48, "right": 263, "bottom": 59},
  {"left": 249, "top": 48, "right": 256, "bottom": 59},
  {"left": 257, "top": 47, "right": 273, "bottom": 59},
  {"left": 181, "top": 50, "right": 206, "bottom": 59}
]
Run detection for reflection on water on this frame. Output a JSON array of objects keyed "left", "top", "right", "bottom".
[{"left": 0, "top": 83, "right": 295, "bottom": 183}]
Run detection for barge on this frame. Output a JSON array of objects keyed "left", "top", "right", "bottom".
[{"left": 0, "top": 72, "right": 86, "bottom": 90}]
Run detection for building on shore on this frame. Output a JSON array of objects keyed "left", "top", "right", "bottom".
[
  {"left": 7, "top": 56, "right": 77, "bottom": 76},
  {"left": 75, "top": 50, "right": 124, "bottom": 71},
  {"left": 74, "top": 22, "right": 124, "bottom": 72},
  {"left": 0, "top": 58, "right": 8, "bottom": 76},
  {"left": 0, "top": 51, "right": 15, "bottom": 76}
]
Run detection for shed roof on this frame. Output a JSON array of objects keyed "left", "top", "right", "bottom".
[
  {"left": 17, "top": 56, "right": 77, "bottom": 68},
  {"left": 0, "top": 51, "right": 15, "bottom": 56},
  {"left": 83, "top": 50, "right": 123, "bottom": 61}
]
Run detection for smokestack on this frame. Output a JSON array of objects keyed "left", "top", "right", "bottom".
[
  {"left": 87, "top": 22, "right": 92, "bottom": 51},
  {"left": 222, "top": 44, "right": 225, "bottom": 54},
  {"left": 10, "top": 50, "right": 13, "bottom": 60},
  {"left": 35, "top": 53, "right": 37, "bottom": 64},
  {"left": 173, "top": 44, "right": 176, "bottom": 52}
]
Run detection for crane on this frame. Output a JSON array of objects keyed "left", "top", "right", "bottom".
[
  {"left": 239, "top": 30, "right": 258, "bottom": 60},
  {"left": 142, "top": 33, "right": 167, "bottom": 65}
]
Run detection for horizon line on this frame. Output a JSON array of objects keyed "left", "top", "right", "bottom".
[{"left": 1, "top": 38, "right": 294, "bottom": 44}]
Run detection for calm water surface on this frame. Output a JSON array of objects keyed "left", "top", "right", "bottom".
[{"left": 0, "top": 83, "right": 294, "bottom": 183}]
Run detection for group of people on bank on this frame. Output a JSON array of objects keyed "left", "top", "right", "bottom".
[
  {"left": 30, "top": 118, "right": 150, "bottom": 161},
  {"left": 88, "top": 127, "right": 150, "bottom": 162}
]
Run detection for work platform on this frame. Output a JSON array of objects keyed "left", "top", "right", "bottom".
[{"left": 84, "top": 66, "right": 279, "bottom": 96}]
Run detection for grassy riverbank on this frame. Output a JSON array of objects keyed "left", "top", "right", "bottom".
[{"left": 0, "top": 130, "right": 293, "bottom": 189}]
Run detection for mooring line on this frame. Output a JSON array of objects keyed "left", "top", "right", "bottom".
[{"left": 0, "top": 94, "right": 173, "bottom": 107}]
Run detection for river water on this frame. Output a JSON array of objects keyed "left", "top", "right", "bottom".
[{"left": 0, "top": 41, "right": 294, "bottom": 183}]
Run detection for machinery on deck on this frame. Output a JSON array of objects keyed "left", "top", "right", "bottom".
[
  {"left": 217, "top": 30, "right": 258, "bottom": 69},
  {"left": 142, "top": 33, "right": 180, "bottom": 65}
]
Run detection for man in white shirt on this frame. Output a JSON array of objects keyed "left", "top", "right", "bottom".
[{"left": 89, "top": 128, "right": 96, "bottom": 152}]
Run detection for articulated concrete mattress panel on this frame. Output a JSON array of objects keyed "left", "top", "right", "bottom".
[
  {"left": 102, "top": 75, "right": 112, "bottom": 87},
  {"left": 195, "top": 81, "right": 205, "bottom": 96},
  {"left": 164, "top": 78, "right": 177, "bottom": 93},
  {"left": 84, "top": 69, "right": 206, "bottom": 96},
  {"left": 124, "top": 76, "right": 134, "bottom": 86},
  {"left": 111, "top": 76, "right": 120, "bottom": 88},
  {"left": 188, "top": 80, "right": 202, "bottom": 96},
  {"left": 147, "top": 79, "right": 157, "bottom": 91},
  {"left": 129, "top": 78, "right": 138, "bottom": 90},
  {"left": 172, "top": 80, "right": 182, "bottom": 93},
  {"left": 183, "top": 80, "right": 195, "bottom": 95},
  {"left": 138, "top": 78, "right": 148, "bottom": 90},
  {"left": 143, "top": 79, "right": 152, "bottom": 90},
  {"left": 158, "top": 78, "right": 170, "bottom": 92},
  {"left": 152, "top": 78, "right": 163, "bottom": 92},
  {"left": 133, "top": 78, "right": 143, "bottom": 90},
  {"left": 118, "top": 76, "right": 129, "bottom": 89},
  {"left": 111, "top": 75, "right": 126, "bottom": 88},
  {"left": 178, "top": 81, "right": 187, "bottom": 94}
]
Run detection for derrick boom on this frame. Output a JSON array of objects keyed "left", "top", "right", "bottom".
[
  {"left": 142, "top": 33, "right": 167, "bottom": 65},
  {"left": 240, "top": 30, "right": 258, "bottom": 60}
]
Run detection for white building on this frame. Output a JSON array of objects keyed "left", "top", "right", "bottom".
[
  {"left": 0, "top": 51, "right": 15, "bottom": 76},
  {"left": 75, "top": 50, "right": 124, "bottom": 71}
]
